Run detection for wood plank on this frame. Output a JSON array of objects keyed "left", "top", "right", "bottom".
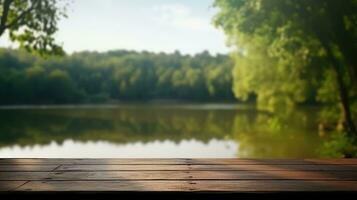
[
  {"left": 189, "top": 158, "right": 357, "bottom": 165},
  {"left": 0, "top": 172, "right": 50, "bottom": 180},
  {"left": 0, "top": 165, "right": 59, "bottom": 172},
  {"left": 56, "top": 164, "right": 357, "bottom": 171},
  {"left": 189, "top": 180, "right": 357, "bottom": 192},
  {"left": 2, "top": 170, "right": 357, "bottom": 181},
  {"left": 2, "top": 158, "right": 357, "bottom": 165},
  {"left": 0, "top": 158, "right": 188, "bottom": 165},
  {"left": 189, "top": 164, "right": 357, "bottom": 171},
  {"left": 1, "top": 162, "right": 355, "bottom": 172},
  {"left": 14, "top": 180, "right": 357, "bottom": 192},
  {"left": 15, "top": 180, "right": 192, "bottom": 192},
  {"left": 58, "top": 164, "right": 190, "bottom": 171},
  {"left": 304, "top": 159, "right": 357, "bottom": 165},
  {"left": 185, "top": 170, "right": 357, "bottom": 180},
  {"left": 0, "top": 171, "right": 189, "bottom": 181},
  {"left": 0, "top": 181, "right": 27, "bottom": 191}
]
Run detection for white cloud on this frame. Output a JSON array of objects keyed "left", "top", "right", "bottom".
[{"left": 152, "top": 4, "right": 212, "bottom": 31}]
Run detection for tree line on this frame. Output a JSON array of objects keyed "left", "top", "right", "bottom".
[{"left": 0, "top": 48, "right": 235, "bottom": 104}]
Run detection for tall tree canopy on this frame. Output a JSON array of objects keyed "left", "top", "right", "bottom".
[
  {"left": 0, "top": 0, "right": 66, "bottom": 54},
  {"left": 213, "top": 0, "right": 357, "bottom": 134}
]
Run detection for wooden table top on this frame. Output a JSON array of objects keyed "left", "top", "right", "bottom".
[{"left": 1, "top": 158, "right": 357, "bottom": 193}]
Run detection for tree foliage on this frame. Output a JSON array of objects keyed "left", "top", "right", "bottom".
[
  {"left": 0, "top": 0, "right": 67, "bottom": 55},
  {"left": 0, "top": 48, "right": 235, "bottom": 104},
  {"left": 213, "top": 0, "right": 357, "bottom": 134}
]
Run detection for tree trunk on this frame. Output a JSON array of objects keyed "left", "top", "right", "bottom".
[
  {"left": 323, "top": 42, "right": 357, "bottom": 135},
  {"left": 0, "top": 0, "right": 13, "bottom": 37}
]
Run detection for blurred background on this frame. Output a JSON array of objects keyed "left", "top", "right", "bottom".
[{"left": 0, "top": 0, "right": 356, "bottom": 158}]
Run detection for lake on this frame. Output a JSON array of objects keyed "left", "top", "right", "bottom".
[{"left": 0, "top": 103, "right": 331, "bottom": 158}]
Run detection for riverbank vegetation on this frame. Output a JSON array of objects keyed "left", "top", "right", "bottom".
[{"left": 213, "top": 0, "right": 357, "bottom": 156}]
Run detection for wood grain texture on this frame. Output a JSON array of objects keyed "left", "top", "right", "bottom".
[
  {"left": 1, "top": 158, "right": 357, "bottom": 165},
  {"left": 0, "top": 165, "right": 59, "bottom": 172},
  {"left": 14, "top": 180, "right": 357, "bottom": 192},
  {"left": 189, "top": 158, "right": 357, "bottom": 165},
  {"left": 1, "top": 171, "right": 357, "bottom": 181},
  {"left": 56, "top": 164, "right": 357, "bottom": 171},
  {"left": 1, "top": 158, "right": 357, "bottom": 192},
  {"left": 188, "top": 180, "right": 357, "bottom": 192},
  {"left": 15, "top": 180, "right": 192, "bottom": 192},
  {"left": 0, "top": 181, "right": 27, "bottom": 191},
  {"left": 0, "top": 158, "right": 188, "bottom": 165}
]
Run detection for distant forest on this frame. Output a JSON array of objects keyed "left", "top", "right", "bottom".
[{"left": 0, "top": 48, "right": 235, "bottom": 104}]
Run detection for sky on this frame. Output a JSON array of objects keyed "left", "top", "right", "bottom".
[{"left": 0, "top": 0, "right": 230, "bottom": 55}]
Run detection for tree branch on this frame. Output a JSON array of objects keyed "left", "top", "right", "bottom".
[
  {"left": 0, "top": 0, "right": 13, "bottom": 36},
  {"left": 5, "top": 0, "right": 38, "bottom": 29}
]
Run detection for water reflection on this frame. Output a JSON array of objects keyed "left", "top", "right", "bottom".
[
  {"left": 0, "top": 139, "right": 237, "bottom": 158},
  {"left": 0, "top": 104, "right": 329, "bottom": 158}
]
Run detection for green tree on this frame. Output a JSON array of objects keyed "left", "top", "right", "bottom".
[
  {"left": 46, "top": 69, "right": 79, "bottom": 103},
  {"left": 0, "top": 0, "right": 67, "bottom": 55},
  {"left": 0, "top": 48, "right": 235, "bottom": 104},
  {"left": 213, "top": 0, "right": 357, "bottom": 134}
]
